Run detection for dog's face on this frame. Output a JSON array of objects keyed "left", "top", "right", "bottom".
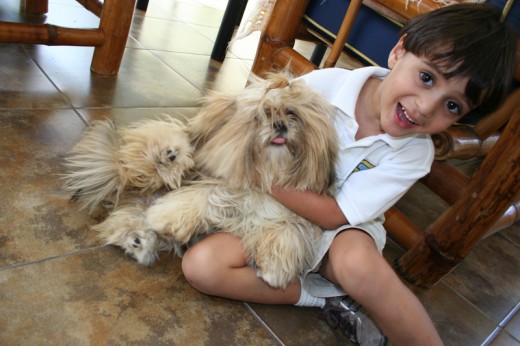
[
  {"left": 119, "top": 118, "right": 195, "bottom": 192},
  {"left": 189, "top": 72, "right": 338, "bottom": 194}
]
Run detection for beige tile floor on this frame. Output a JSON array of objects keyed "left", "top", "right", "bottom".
[{"left": 0, "top": 0, "right": 519, "bottom": 345}]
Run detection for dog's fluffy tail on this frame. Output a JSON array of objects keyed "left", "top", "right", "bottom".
[{"left": 62, "top": 120, "right": 125, "bottom": 212}]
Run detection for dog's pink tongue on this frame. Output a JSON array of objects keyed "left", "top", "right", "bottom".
[{"left": 271, "top": 137, "right": 287, "bottom": 145}]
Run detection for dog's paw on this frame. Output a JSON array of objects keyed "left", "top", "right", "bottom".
[{"left": 122, "top": 230, "right": 160, "bottom": 266}]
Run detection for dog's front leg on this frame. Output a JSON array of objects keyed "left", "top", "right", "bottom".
[
  {"left": 145, "top": 184, "right": 213, "bottom": 244},
  {"left": 92, "top": 204, "right": 166, "bottom": 265},
  {"left": 244, "top": 223, "right": 321, "bottom": 289}
]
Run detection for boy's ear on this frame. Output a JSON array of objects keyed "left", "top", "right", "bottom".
[{"left": 388, "top": 35, "right": 406, "bottom": 68}]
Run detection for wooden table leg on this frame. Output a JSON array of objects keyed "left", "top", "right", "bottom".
[{"left": 90, "top": 0, "right": 137, "bottom": 75}]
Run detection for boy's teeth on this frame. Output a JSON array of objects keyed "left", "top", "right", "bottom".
[{"left": 401, "top": 105, "right": 417, "bottom": 125}]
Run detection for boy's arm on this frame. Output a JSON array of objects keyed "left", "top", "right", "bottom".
[{"left": 271, "top": 186, "right": 348, "bottom": 230}]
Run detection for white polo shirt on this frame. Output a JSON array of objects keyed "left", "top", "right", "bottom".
[{"left": 298, "top": 67, "right": 434, "bottom": 227}]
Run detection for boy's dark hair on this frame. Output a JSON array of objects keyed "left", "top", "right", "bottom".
[{"left": 400, "top": 3, "right": 517, "bottom": 119}]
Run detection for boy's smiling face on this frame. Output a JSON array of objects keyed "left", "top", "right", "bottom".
[{"left": 379, "top": 37, "right": 474, "bottom": 136}]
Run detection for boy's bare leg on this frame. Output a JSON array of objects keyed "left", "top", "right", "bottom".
[
  {"left": 320, "top": 230, "right": 443, "bottom": 346},
  {"left": 181, "top": 232, "right": 301, "bottom": 304}
]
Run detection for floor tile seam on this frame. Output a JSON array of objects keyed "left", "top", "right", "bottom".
[
  {"left": 117, "top": 46, "right": 203, "bottom": 87},
  {"left": 20, "top": 45, "right": 78, "bottom": 110},
  {"left": 144, "top": 49, "right": 206, "bottom": 93},
  {"left": 133, "top": 13, "right": 220, "bottom": 31},
  {"left": 499, "top": 301, "right": 520, "bottom": 329},
  {"left": 0, "top": 106, "right": 88, "bottom": 125},
  {"left": 480, "top": 326, "right": 503, "bottom": 346},
  {"left": 0, "top": 244, "right": 108, "bottom": 272},
  {"left": 441, "top": 279, "right": 508, "bottom": 327},
  {"left": 184, "top": 21, "right": 223, "bottom": 42},
  {"left": 497, "top": 230, "right": 520, "bottom": 247},
  {"left": 132, "top": 5, "right": 224, "bottom": 28},
  {"left": 133, "top": 12, "right": 186, "bottom": 24},
  {"left": 480, "top": 326, "right": 520, "bottom": 345},
  {"left": 141, "top": 48, "right": 253, "bottom": 94},
  {"left": 145, "top": 48, "right": 218, "bottom": 57},
  {"left": 243, "top": 302, "right": 285, "bottom": 346}
]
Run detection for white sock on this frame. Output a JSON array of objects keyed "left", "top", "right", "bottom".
[{"left": 295, "top": 277, "right": 326, "bottom": 308}]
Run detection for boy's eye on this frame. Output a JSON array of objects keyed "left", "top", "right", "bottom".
[
  {"left": 419, "top": 72, "right": 434, "bottom": 86},
  {"left": 446, "top": 100, "right": 461, "bottom": 115}
]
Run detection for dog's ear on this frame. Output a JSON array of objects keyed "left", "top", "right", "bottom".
[{"left": 188, "top": 92, "right": 237, "bottom": 150}]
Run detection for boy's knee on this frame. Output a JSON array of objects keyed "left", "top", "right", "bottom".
[
  {"left": 181, "top": 243, "right": 217, "bottom": 292},
  {"left": 329, "top": 235, "right": 383, "bottom": 290}
]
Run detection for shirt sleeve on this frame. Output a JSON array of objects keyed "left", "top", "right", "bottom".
[{"left": 336, "top": 137, "right": 435, "bottom": 226}]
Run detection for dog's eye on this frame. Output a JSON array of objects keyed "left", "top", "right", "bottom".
[{"left": 285, "top": 109, "right": 298, "bottom": 119}]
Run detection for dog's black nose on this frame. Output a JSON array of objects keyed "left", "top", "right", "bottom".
[{"left": 273, "top": 122, "right": 287, "bottom": 133}]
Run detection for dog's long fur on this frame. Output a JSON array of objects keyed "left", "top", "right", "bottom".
[
  {"left": 62, "top": 117, "right": 195, "bottom": 212},
  {"left": 94, "top": 72, "right": 339, "bottom": 288}
]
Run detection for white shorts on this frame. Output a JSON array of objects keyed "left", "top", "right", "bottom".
[{"left": 302, "top": 218, "right": 387, "bottom": 298}]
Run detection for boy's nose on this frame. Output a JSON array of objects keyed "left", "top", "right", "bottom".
[{"left": 416, "top": 94, "right": 439, "bottom": 119}]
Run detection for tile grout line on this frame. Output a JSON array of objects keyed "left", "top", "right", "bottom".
[
  {"left": 243, "top": 302, "right": 286, "bottom": 346},
  {"left": 0, "top": 245, "right": 109, "bottom": 272},
  {"left": 19, "top": 44, "right": 87, "bottom": 124}
]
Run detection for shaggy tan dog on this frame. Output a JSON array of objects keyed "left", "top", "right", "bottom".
[{"left": 94, "top": 72, "right": 339, "bottom": 288}]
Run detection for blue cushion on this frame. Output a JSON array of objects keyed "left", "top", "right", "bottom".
[{"left": 304, "top": 0, "right": 402, "bottom": 67}]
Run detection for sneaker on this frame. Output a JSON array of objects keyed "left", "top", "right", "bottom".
[{"left": 321, "top": 296, "right": 388, "bottom": 346}]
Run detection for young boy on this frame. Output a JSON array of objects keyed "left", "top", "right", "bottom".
[{"left": 180, "top": 4, "right": 517, "bottom": 345}]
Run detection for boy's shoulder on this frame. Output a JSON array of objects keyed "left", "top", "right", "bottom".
[
  {"left": 298, "top": 66, "right": 390, "bottom": 114},
  {"left": 298, "top": 66, "right": 389, "bottom": 93}
]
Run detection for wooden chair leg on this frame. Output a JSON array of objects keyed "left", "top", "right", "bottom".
[
  {"left": 25, "top": 0, "right": 48, "bottom": 15},
  {"left": 323, "top": 0, "right": 362, "bottom": 68},
  {"left": 395, "top": 109, "right": 520, "bottom": 287},
  {"left": 91, "top": 0, "right": 137, "bottom": 75}
]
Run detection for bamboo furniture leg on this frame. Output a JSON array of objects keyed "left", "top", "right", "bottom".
[{"left": 91, "top": 0, "right": 136, "bottom": 75}]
